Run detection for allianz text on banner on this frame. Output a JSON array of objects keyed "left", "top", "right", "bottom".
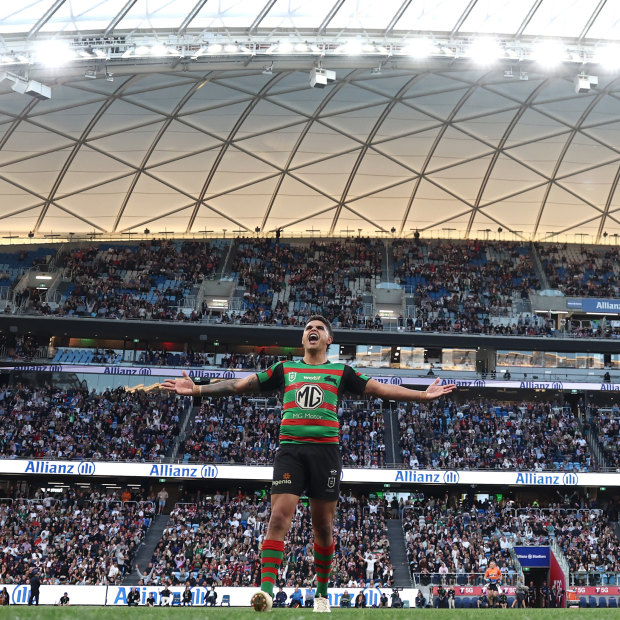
[
  {"left": 5, "top": 459, "right": 620, "bottom": 486},
  {"left": 6, "top": 364, "right": 620, "bottom": 394}
]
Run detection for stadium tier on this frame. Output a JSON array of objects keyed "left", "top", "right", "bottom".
[{"left": 0, "top": 238, "right": 618, "bottom": 339}]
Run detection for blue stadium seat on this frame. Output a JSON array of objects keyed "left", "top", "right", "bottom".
[
  {"left": 589, "top": 596, "right": 597, "bottom": 608},
  {"left": 599, "top": 597, "right": 607, "bottom": 608},
  {"left": 608, "top": 597, "right": 617, "bottom": 608}
]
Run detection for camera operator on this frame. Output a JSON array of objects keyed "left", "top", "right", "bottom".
[{"left": 391, "top": 590, "right": 403, "bottom": 608}]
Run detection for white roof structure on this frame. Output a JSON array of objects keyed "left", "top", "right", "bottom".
[{"left": 1, "top": 0, "right": 620, "bottom": 243}]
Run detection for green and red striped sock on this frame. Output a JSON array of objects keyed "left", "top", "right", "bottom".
[
  {"left": 260, "top": 539, "right": 284, "bottom": 596},
  {"left": 314, "top": 541, "right": 335, "bottom": 597}
]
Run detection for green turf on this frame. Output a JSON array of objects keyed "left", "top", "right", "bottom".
[{"left": 0, "top": 608, "right": 617, "bottom": 619}]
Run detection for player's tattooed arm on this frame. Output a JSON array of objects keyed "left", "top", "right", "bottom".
[
  {"left": 161, "top": 372, "right": 260, "bottom": 397},
  {"left": 198, "top": 374, "right": 260, "bottom": 396}
]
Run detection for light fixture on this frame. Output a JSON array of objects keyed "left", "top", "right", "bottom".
[
  {"left": 34, "top": 40, "right": 76, "bottom": 67},
  {"left": 0, "top": 71, "right": 50, "bottom": 100},
  {"left": 277, "top": 41, "right": 293, "bottom": 54},
  {"left": 532, "top": 40, "right": 566, "bottom": 68},
  {"left": 84, "top": 69, "right": 97, "bottom": 79},
  {"left": 105, "top": 72, "right": 114, "bottom": 82},
  {"left": 574, "top": 73, "right": 598, "bottom": 93},
  {"left": 309, "top": 67, "right": 336, "bottom": 88},
  {"left": 468, "top": 38, "right": 502, "bottom": 65},
  {"left": 404, "top": 38, "right": 436, "bottom": 59}
]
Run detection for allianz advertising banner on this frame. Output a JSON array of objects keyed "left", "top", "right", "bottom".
[
  {"left": 514, "top": 546, "right": 550, "bottom": 567},
  {"left": 3, "top": 458, "right": 620, "bottom": 486},
  {"left": 2, "top": 585, "right": 417, "bottom": 607}
]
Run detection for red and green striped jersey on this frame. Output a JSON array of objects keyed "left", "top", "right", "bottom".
[{"left": 256, "top": 361, "right": 370, "bottom": 445}]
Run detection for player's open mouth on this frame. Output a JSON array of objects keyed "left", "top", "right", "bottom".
[{"left": 308, "top": 333, "right": 319, "bottom": 343}]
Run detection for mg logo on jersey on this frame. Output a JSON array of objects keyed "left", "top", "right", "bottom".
[
  {"left": 288, "top": 372, "right": 297, "bottom": 382},
  {"left": 296, "top": 384, "right": 323, "bottom": 409}
]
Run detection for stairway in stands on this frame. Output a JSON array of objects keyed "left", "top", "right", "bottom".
[
  {"left": 382, "top": 404, "right": 399, "bottom": 465},
  {"left": 123, "top": 514, "right": 170, "bottom": 585},
  {"left": 386, "top": 519, "right": 412, "bottom": 588}
]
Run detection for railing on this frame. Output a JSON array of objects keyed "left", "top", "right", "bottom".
[
  {"left": 411, "top": 572, "right": 521, "bottom": 587},
  {"left": 570, "top": 571, "right": 620, "bottom": 587}
]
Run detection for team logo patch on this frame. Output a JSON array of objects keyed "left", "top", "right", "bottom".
[
  {"left": 295, "top": 384, "right": 323, "bottom": 409},
  {"left": 327, "top": 469, "right": 337, "bottom": 489},
  {"left": 288, "top": 372, "right": 297, "bottom": 382}
]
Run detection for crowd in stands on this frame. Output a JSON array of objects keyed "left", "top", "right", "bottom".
[
  {"left": 404, "top": 493, "right": 620, "bottom": 588},
  {"left": 404, "top": 494, "right": 519, "bottom": 585},
  {"left": 394, "top": 240, "right": 540, "bottom": 334},
  {"left": 139, "top": 490, "right": 392, "bottom": 590},
  {"left": 587, "top": 406, "right": 620, "bottom": 471},
  {"left": 179, "top": 398, "right": 384, "bottom": 468},
  {"left": 27, "top": 240, "right": 223, "bottom": 320},
  {"left": 5, "top": 237, "right": 620, "bottom": 339},
  {"left": 136, "top": 349, "right": 281, "bottom": 371},
  {"left": 538, "top": 243, "right": 620, "bottom": 298},
  {"left": 0, "top": 384, "right": 187, "bottom": 461},
  {"left": 398, "top": 398, "right": 592, "bottom": 472},
  {"left": 230, "top": 238, "right": 382, "bottom": 327},
  {"left": 0, "top": 487, "right": 154, "bottom": 585}
]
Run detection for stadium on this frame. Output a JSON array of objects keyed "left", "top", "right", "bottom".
[{"left": 0, "top": 1, "right": 620, "bottom": 617}]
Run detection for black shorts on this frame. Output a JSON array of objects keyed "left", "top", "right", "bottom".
[
  {"left": 487, "top": 583, "right": 499, "bottom": 592},
  {"left": 272, "top": 443, "right": 341, "bottom": 500}
]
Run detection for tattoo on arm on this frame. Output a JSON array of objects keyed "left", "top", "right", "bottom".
[{"left": 199, "top": 374, "right": 259, "bottom": 396}]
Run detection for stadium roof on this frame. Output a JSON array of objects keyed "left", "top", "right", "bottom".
[{"left": 1, "top": 0, "right": 620, "bottom": 243}]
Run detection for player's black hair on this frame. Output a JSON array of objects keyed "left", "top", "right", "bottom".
[{"left": 305, "top": 314, "right": 333, "bottom": 338}]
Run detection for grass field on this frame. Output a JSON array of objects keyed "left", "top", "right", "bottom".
[{"left": 1, "top": 608, "right": 617, "bottom": 619}]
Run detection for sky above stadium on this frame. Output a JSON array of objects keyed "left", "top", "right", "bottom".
[{"left": 1, "top": 0, "right": 620, "bottom": 243}]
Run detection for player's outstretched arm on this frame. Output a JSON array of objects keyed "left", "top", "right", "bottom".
[
  {"left": 161, "top": 370, "right": 260, "bottom": 397},
  {"left": 364, "top": 377, "right": 456, "bottom": 401}
]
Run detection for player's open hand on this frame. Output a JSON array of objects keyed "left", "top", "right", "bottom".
[
  {"left": 161, "top": 370, "right": 196, "bottom": 396},
  {"left": 424, "top": 377, "right": 456, "bottom": 400}
]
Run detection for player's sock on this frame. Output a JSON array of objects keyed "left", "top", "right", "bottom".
[
  {"left": 314, "top": 541, "right": 335, "bottom": 598},
  {"left": 260, "top": 539, "right": 284, "bottom": 596}
]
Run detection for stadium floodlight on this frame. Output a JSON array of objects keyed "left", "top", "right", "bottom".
[
  {"left": 34, "top": 40, "right": 76, "bottom": 67},
  {"left": 404, "top": 38, "right": 436, "bottom": 59},
  {"left": 336, "top": 40, "right": 363, "bottom": 55},
  {"left": 208, "top": 43, "right": 223, "bottom": 54},
  {"left": 532, "top": 40, "right": 566, "bottom": 68},
  {"left": 468, "top": 38, "right": 502, "bottom": 65},
  {"left": 277, "top": 41, "right": 293, "bottom": 54},
  {"left": 224, "top": 43, "right": 237, "bottom": 53}
]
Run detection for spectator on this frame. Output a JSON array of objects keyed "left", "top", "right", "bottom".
[
  {"left": 391, "top": 590, "right": 403, "bottom": 608},
  {"left": 182, "top": 585, "right": 192, "bottom": 606},
  {"left": 273, "top": 587, "right": 287, "bottom": 608},
  {"left": 127, "top": 588, "right": 140, "bottom": 607},
  {"left": 355, "top": 591, "right": 367, "bottom": 608},
  {"left": 205, "top": 586, "right": 217, "bottom": 606},
  {"left": 157, "top": 487, "right": 169, "bottom": 515},
  {"left": 58, "top": 592, "right": 70, "bottom": 606},
  {"left": 415, "top": 591, "right": 426, "bottom": 608},
  {"left": 340, "top": 590, "right": 352, "bottom": 607},
  {"left": 289, "top": 587, "right": 303, "bottom": 608},
  {"left": 160, "top": 585, "right": 172, "bottom": 606}
]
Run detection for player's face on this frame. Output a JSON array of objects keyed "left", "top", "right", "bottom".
[{"left": 302, "top": 320, "right": 332, "bottom": 350}]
